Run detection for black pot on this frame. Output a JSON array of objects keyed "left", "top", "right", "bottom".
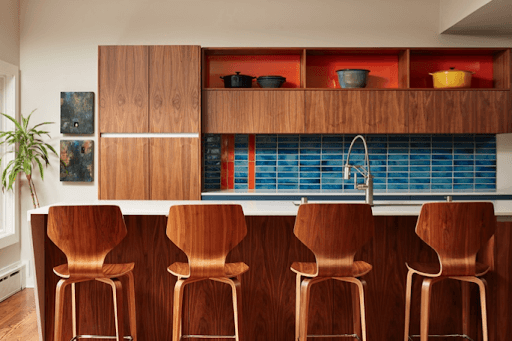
[
  {"left": 220, "top": 72, "right": 255, "bottom": 88},
  {"left": 257, "top": 75, "right": 286, "bottom": 88}
]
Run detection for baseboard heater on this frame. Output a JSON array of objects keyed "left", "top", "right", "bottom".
[{"left": 0, "top": 264, "right": 23, "bottom": 302}]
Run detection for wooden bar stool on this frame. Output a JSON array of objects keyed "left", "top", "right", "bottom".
[
  {"left": 404, "top": 202, "right": 496, "bottom": 341},
  {"left": 166, "top": 204, "right": 249, "bottom": 341},
  {"left": 48, "top": 205, "right": 137, "bottom": 341},
  {"left": 291, "top": 203, "right": 374, "bottom": 341}
]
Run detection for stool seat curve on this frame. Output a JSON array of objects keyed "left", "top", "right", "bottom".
[
  {"left": 406, "top": 261, "right": 490, "bottom": 278},
  {"left": 168, "top": 261, "right": 249, "bottom": 278},
  {"left": 291, "top": 261, "right": 372, "bottom": 278},
  {"left": 53, "top": 262, "right": 135, "bottom": 279}
]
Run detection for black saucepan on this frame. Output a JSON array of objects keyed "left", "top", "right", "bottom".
[{"left": 220, "top": 72, "right": 255, "bottom": 88}]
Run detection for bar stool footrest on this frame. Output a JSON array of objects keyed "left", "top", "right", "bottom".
[
  {"left": 70, "top": 335, "right": 133, "bottom": 340},
  {"left": 306, "top": 333, "right": 360, "bottom": 340},
  {"left": 182, "top": 335, "right": 236, "bottom": 339},
  {"left": 408, "top": 334, "right": 474, "bottom": 341}
]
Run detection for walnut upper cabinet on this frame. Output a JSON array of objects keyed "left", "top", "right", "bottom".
[
  {"left": 305, "top": 90, "right": 407, "bottom": 133},
  {"left": 99, "top": 45, "right": 201, "bottom": 133}
]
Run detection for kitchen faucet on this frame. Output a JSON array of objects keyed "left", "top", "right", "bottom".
[{"left": 344, "top": 135, "right": 373, "bottom": 205}]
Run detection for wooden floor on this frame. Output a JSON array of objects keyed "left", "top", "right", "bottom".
[{"left": 0, "top": 289, "right": 38, "bottom": 341}]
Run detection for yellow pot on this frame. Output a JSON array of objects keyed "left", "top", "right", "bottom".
[{"left": 429, "top": 68, "right": 474, "bottom": 89}]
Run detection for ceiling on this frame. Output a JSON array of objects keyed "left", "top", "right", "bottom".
[{"left": 441, "top": 0, "right": 512, "bottom": 35}]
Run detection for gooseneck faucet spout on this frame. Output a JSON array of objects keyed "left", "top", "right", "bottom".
[{"left": 344, "top": 135, "right": 373, "bottom": 205}]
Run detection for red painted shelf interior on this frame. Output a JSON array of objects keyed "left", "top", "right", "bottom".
[
  {"left": 306, "top": 54, "right": 400, "bottom": 89},
  {"left": 410, "top": 54, "right": 494, "bottom": 89},
  {"left": 205, "top": 54, "right": 302, "bottom": 88}
]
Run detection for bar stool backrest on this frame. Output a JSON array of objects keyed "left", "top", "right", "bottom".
[
  {"left": 47, "top": 205, "right": 127, "bottom": 279},
  {"left": 294, "top": 204, "right": 374, "bottom": 277},
  {"left": 415, "top": 202, "right": 496, "bottom": 276},
  {"left": 167, "top": 204, "right": 247, "bottom": 278}
]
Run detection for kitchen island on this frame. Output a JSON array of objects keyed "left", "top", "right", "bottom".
[{"left": 28, "top": 200, "right": 512, "bottom": 341}]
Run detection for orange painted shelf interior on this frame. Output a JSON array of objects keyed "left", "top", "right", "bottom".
[
  {"left": 410, "top": 52, "right": 495, "bottom": 89},
  {"left": 205, "top": 54, "right": 302, "bottom": 88},
  {"left": 306, "top": 51, "right": 401, "bottom": 89}
]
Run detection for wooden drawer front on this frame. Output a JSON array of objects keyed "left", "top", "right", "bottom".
[
  {"left": 99, "top": 138, "right": 149, "bottom": 200},
  {"left": 202, "top": 90, "right": 305, "bottom": 134},
  {"left": 150, "top": 138, "right": 200, "bottom": 200},
  {"left": 149, "top": 46, "right": 201, "bottom": 133},
  {"left": 409, "top": 91, "right": 510, "bottom": 133},
  {"left": 305, "top": 91, "right": 407, "bottom": 133},
  {"left": 99, "top": 46, "right": 149, "bottom": 133}
]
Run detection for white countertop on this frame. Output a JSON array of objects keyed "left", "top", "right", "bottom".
[{"left": 27, "top": 200, "right": 512, "bottom": 222}]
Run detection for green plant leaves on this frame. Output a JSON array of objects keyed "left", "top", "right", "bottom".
[{"left": 0, "top": 110, "right": 58, "bottom": 193}]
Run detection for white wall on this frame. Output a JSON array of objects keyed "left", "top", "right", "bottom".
[
  {"left": 18, "top": 0, "right": 512, "bottom": 287},
  {"left": 0, "top": 0, "right": 21, "bottom": 274}
]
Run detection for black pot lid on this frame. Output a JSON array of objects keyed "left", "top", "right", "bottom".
[
  {"left": 257, "top": 75, "right": 286, "bottom": 79},
  {"left": 335, "top": 69, "right": 370, "bottom": 73}
]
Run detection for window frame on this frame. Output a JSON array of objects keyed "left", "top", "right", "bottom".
[{"left": 0, "top": 59, "right": 19, "bottom": 249}]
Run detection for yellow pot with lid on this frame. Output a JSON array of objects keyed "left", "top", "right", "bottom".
[{"left": 429, "top": 67, "right": 474, "bottom": 89}]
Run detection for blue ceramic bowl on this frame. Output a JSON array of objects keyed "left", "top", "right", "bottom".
[{"left": 335, "top": 69, "right": 370, "bottom": 88}]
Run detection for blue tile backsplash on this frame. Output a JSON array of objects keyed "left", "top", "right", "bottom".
[{"left": 203, "top": 134, "right": 497, "bottom": 193}]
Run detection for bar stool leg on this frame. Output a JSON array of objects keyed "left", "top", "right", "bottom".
[
  {"left": 97, "top": 278, "right": 125, "bottom": 341},
  {"left": 420, "top": 278, "right": 442, "bottom": 341},
  {"left": 295, "top": 274, "right": 302, "bottom": 341},
  {"left": 173, "top": 279, "right": 186, "bottom": 341},
  {"left": 461, "top": 281, "right": 471, "bottom": 337},
  {"left": 231, "top": 277, "right": 243, "bottom": 341},
  {"left": 298, "top": 278, "right": 328, "bottom": 341},
  {"left": 54, "top": 279, "right": 71, "bottom": 341},
  {"left": 126, "top": 271, "right": 137, "bottom": 341},
  {"left": 404, "top": 270, "right": 414, "bottom": 341},
  {"left": 351, "top": 283, "right": 361, "bottom": 339},
  {"left": 340, "top": 277, "right": 367, "bottom": 341},
  {"left": 71, "top": 283, "right": 78, "bottom": 338},
  {"left": 477, "top": 278, "right": 489, "bottom": 341}
]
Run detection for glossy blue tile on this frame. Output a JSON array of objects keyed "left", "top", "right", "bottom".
[
  {"left": 454, "top": 136, "right": 474, "bottom": 142},
  {"left": 411, "top": 172, "right": 430, "bottom": 178},
  {"left": 432, "top": 178, "right": 452, "bottom": 184},
  {"left": 475, "top": 184, "right": 496, "bottom": 190},
  {"left": 256, "top": 155, "right": 277, "bottom": 161},
  {"left": 255, "top": 149, "right": 276, "bottom": 155},
  {"left": 204, "top": 178, "right": 220, "bottom": 184},
  {"left": 322, "top": 178, "right": 343, "bottom": 184},
  {"left": 454, "top": 160, "right": 473, "bottom": 166},
  {"left": 322, "top": 148, "right": 343, "bottom": 154},
  {"left": 204, "top": 161, "right": 221, "bottom": 166},
  {"left": 388, "top": 166, "right": 408, "bottom": 172},
  {"left": 278, "top": 166, "right": 299, "bottom": 172},
  {"left": 475, "top": 154, "right": 496, "bottom": 160},
  {"left": 321, "top": 166, "right": 343, "bottom": 172},
  {"left": 234, "top": 184, "right": 248, "bottom": 189},
  {"left": 278, "top": 154, "right": 299, "bottom": 160},
  {"left": 410, "top": 166, "right": 430, "bottom": 172},
  {"left": 453, "top": 166, "right": 473, "bottom": 172},
  {"left": 256, "top": 166, "right": 276, "bottom": 172},
  {"left": 388, "top": 178, "right": 408, "bottom": 184},
  {"left": 322, "top": 160, "right": 344, "bottom": 166},
  {"left": 255, "top": 172, "right": 276, "bottom": 178},
  {"left": 432, "top": 160, "right": 452, "bottom": 166},
  {"left": 322, "top": 136, "right": 343, "bottom": 143},
  {"left": 321, "top": 173, "right": 343, "bottom": 178},
  {"left": 454, "top": 178, "right": 474, "bottom": 184},
  {"left": 475, "top": 178, "right": 495, "bottom": 184},
  {"left": 278, "top": 160, "right": 298, "bottom": 166},
  {"left": 278, "top": 172, "right": 298, "bottom": 178},
  {"left": 432, "top": 172, "right": 452, "bottom": 178},
  {"left": 300, "top": 148, "right": 321, "bottom": 154},
  {"left": 410, "top": 178, "right": 430, "bottom": 184},
  {"left": 410, "top": 160, "right": 430, "bottom": 166},
  {"left": 300, "top": 136, "right": 321, "bottom": 142},
  {"left": 255, "top": 184, "right": 277, "bottom": 190},
  {"left": 300, "top": 160, "right": 321, "bottom": 166},
  {"left": 410, "top": 154, "right": 429, "bottom": 160},
  {"left": 204, "top": 184, "right": 221, "bottom": 190},
  {"left": 322, "top": 184, "right": 343, "bottom": 190},
  {"left": 453, "top": 155, "right": 473, "bottom": 160},
  {"left": 205, "top": 166, "right": 221, "bottom": 172},
  {"left": 278, "top": 148, "right": 299, "bottom": 154},
  {"left": 388, "top": 136, "right": 409, "bottom": 142},
  {"left": 454, "top": 172, "right": 474, "bottom": 178},
  {"left": 433, "top": 154, "right": 453, "bottom": 160},
  {"left": 300, "top": 172, "right": 321, "bottom": 178},
  {"left": 454, "top": 184, "right": 473, "bottom": 191},
  {"left": 411, "top": 142, "right": 430, "bottom": 148},
  {"left": 374, "top": 184, "right": 387, "bottom": 191},
  {"left": 279, "top": 142, "right": 299, "bottom": 148},
  {"left": 278, "top": 136, "right": 299, "bottom": 142},
  {"left": 256, "top": 161, "right": 277, "bottom": 166},
  {"left": 278, "top": 178, "right": 298, "bottom": 184},
  {"left": 432, "top": 184, "right": 452, "bottom": 190},
  {"left": 372, "top": 174, "right": 387, "bottom": 181},
  {"left": 255, "top": 178, "right": 276, "bottom": 184},
  {"left": 388, "top": 160, "right": 408, "bottom": 166},
  {"left": 204, "top": 172, "right": 221, "bottom": 178},
  {"left": 475, "top": 172, "right": 496, "bottom": 178},
  {"left": 411, "top": 184, "right": 430, "bottom": 190},
  {"left": 300, "top": 184, "right": 320, "bottom": 190},
  {"left": 475, "top": 160, "right": 496, "bottom": 166},
  {"left": 256, "top": 135, "right": 277, "bottom": 143},
  {"left": 205, "top": 154, "right": 221, "bottom": 161},
  {"left": 235, "top": 178, "right": 247, "bottom": 184},
  {"left": 388, "top": 184, "right": 409, "bottom": 190}
]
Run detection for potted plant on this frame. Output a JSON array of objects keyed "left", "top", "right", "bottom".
[{"left": 0, "top": 110, "right": 60, "bottom": 208}]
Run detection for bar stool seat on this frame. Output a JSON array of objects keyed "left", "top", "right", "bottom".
[
  {"left": 167, "top": 204, "right": 248, "bottom": 341},
  {"left": 291, "top": 261, "right": 372, "bottom": 277},
  {"left": 406, "top": 261, "right": 490, "bottom": 278},
  {"left": 292, "top": 203, "right": 374, "bottom": 341},
  {"left": 167, "top": 261, "right": 249, "bottom": 278},
  {"left": 48, "top": 205, "right": 137, "bottom": 341},
  {"left": 403, "top": 202, "right": 496, "bottom": 341},
  {"left": 53, "top": 262, "right": 135, "bottom": 279}
]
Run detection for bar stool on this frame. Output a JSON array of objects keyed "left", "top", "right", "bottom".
[
  {"left": 404, "top": 202, "right": 496, "bottom": 341},
  {"left": 48, "top": 205, "right": 137, "bottom": 341},
  {"left": 291, "top": 203, "right": 374, "bottom": 341},
  {"left": 166, "top": 204, "right": 249, "bottom": 341}
]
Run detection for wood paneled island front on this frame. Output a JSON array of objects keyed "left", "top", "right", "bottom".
[{"left": 29, "top": 201, "right": 512, "bottom": 341}]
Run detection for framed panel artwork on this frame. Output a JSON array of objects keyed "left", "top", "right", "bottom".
[
  {"left": 60, "top": 92, "right": 94, "bottom": 134},
  {"left": 60, "top": 140, "right": 94, "bottom": 182}
]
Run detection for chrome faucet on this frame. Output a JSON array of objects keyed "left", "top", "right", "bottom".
[{"left": 343, "top": 135, "right": 373, "bottom": 205}]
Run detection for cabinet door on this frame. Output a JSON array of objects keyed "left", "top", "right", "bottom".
[
  {"left": 99, "top": 46, "right": 149, "bottom": 133},
  {"left": 150, "top": 138, "right": 200, "bottom": 200},
  {"left": 149, "top": 46, "right": 201, "bottom": 133},
  {"left": 409, "top": 91, "right": 510, "bottom": 133},
  {"left": 305, "top": 90, "right": 407, "bottom": 133},
  {"left": 99, "top": 138, "right": 149, "bottom": 199},
  {"left": 202, "top": 90, "right": 305, "bottom": 133}
]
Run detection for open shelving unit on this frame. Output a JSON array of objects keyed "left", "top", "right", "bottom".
[{"left": 202, "top": 47, "right": 510, "bottom": 90}]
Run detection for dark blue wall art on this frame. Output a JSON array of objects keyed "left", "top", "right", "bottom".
[
  {"left": 60, "top": 140, "right": 94, "bottom": 182},
  {"left": 60, "top": 92, "right": 94, "bottom": 134}
]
